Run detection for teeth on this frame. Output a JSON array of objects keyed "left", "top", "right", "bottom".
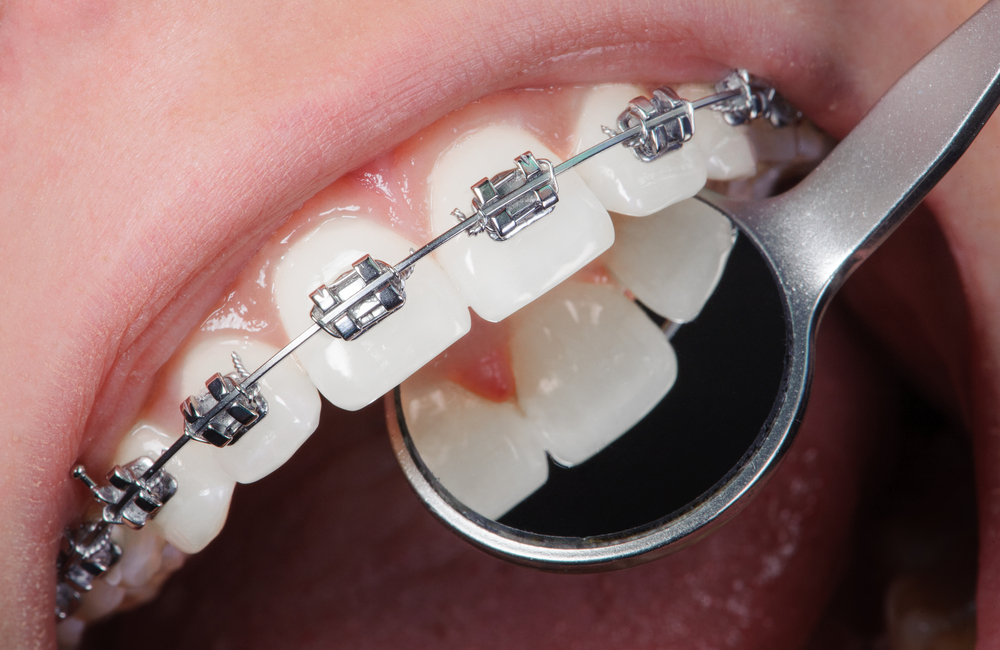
[
  {"left": 178, "top": 336, "right": 322, "bottom": 483},
  {"left": 428, "top": 124, "right": 614, "bottom": 322},
  {"left": 571, "top": 84, "right": 708, "bottom": 217},
  {"left": 509, "top": 280, "right": 677, "bottom": 467},
  {"left": 603, "top": 198, "right": 736, "bottom": 323},
  {"left": 114, "top": 422, "right": 235, "bottom": 554},
  {"left": 273, "top": 216, "right": 471, "bottom": 411},
  {"left": 399, "top": 377, "right": 549, "bottom": 519},
  {"left": 678, "top": 83, "right": 758, "bottom": 181}
]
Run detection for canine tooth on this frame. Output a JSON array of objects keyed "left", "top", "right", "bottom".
[
  {"left": 572, "top": 84, "right": 707, "bottom": 217},
  {"left": 399, "top": 377, "right": 549, "bottom": 519},
  {"left": 510, "top": 280, "right": 677, "bottom": 467},
  {"left": 178, "top": 336, "right": 321, "bottom": 483},
  {"left": 273, "top": 216, "right": 471, "bottom": 411},
  {"left": 603, "top": 199, "right": 736, "bottom": 323},
  {"left": 428, "top": 124, "right": 614, "bottom": 322},
  {"left": 677, "top": 83, "right": 757, "bottom": 181},
  {"left": 114, "top": 422, "right": 235, "bottom": 554}
]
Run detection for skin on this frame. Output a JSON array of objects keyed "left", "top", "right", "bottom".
[{"left": 0, "top": 0, "right": 996, "bottom": 647}]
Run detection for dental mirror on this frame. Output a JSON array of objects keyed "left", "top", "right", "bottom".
[{"left": 388, "top": 0, "right": 1000, "bottom": 571}]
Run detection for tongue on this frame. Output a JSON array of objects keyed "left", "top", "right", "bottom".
[{"left": 82, "top": 303, "right": 887, "bottom": 649}]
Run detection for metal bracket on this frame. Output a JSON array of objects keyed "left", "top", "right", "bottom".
[
  {"left": 457, "top": 152, "right": 559, "bottom": 241},
  {"left": 74, "top": 458, "right": 178, "bottom": 528}
]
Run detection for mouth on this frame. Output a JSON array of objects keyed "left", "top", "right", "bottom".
[{"left": 4, "top": 0, "right": 991, "bottom": 648}]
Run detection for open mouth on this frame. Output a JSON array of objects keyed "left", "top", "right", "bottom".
[{"left": 2, "top": 0, "right": 995, "bottom": 648}]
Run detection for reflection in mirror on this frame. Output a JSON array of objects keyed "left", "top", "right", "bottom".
[{"left": 395, "top": 201, "right": 788, "bottom": 539}]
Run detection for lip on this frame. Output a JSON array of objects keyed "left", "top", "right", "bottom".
[{"left": 1, "top": 0, "right": 990, "bottom": 646}]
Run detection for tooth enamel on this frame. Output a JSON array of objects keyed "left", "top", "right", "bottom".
[
  {"left": 399, "top": 377, "right": 549, "bottom": 519},
  {"left": 114, "top": 422, "right": 235, "bottom": 554},
  {"left": 603, "top": 198, "right": 736, "bottom": 323},
  {"left": 571, "top": 84, "right": 708, "bottom": 217},
  {"left": 676, "top": 83, "right": 758, "bottom": 181},
  {"left": 178, "top": 336, "right": 321, "bottom": 483},
  {"left": 509, "top": 280, "right": 677, "bottom": 467},
  {"left": 428, "top": 124, "right": 614, "bottom": 322},
  {"left": 273, "top": 216, "right": 471, "bottom": 411}
]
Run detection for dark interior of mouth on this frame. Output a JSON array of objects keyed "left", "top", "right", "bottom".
[{"left": 498, "top": 230, "right": 788, "bottom": 537}]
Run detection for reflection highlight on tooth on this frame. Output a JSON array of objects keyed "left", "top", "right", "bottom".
[
  {"left": 273, "top": 216, "right": 471, "bottom": 410},
  {"left": 428, "top": 124, "right": 614, "bottom": 322},
  {"left": 604, "top": 199, "right": 737, "bottom": 323},
  {"left": 510, "top": 279, "right": 677, "bottom": 467},
  {"left": 115, "top": 423, "right": 235, "bottom": 554},
  {"left": 178, "top": 337, "right": 321, "bottom": 483},
  {"left": 573, "top": 84, "right": 708, "bottom": 216}
]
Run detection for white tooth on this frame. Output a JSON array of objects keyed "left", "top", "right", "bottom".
[
  {"left": 571, "top": 84, "right": 707, "bottom": 217},
  {"left": 178, "top": 336, "right": 321, "bottom": 483},
  {"left": 677, "top": 83, "right": 758, "bottom": 181},
  {"left": 114, "top": 422, "right": 235, "bottom": 554},
  {"left": 428, "top": 124, "right": 614, "bottom": 322},
  {"left": 273, "top": 216, "right": 471, "bottom": 411},
  {"left": 510, "top": 280, "right": 677, "bottom": 467},
  {"left": 603, "top": 198, "right": 736, "bottom": 323},
  {"left": 111, "top": 525, "right": 163, "bottom": 588},
  {"left": 399, "top": 377, "right": 548, "bottom": 519}
]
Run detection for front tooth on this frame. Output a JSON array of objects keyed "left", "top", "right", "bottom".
[
  {"left": 114, "top": 422, "right": 235, "bottom": 554},
  {"left": 399, "top": 377, "right": 549, "bottom": 519},
  {"left": 273, "top": 216, "right": 471, "bottom": 411},
  {"left": 603, "top": 198, "right": 736, "bottom": 323},
  {"left": 677, "top": 83, "right": 758, "bottom": 181},
  {"left": 571, "top": 84, "right": 708, "bottom": 217},
  {"left": 428, "top": 124, "right": 614, "bottom": 322},
  {"left": 178, "top": 336, "right": 321, "bottom": 483},
  {"left": 510, "top": 280, "right": 677, "bottom": 467}
]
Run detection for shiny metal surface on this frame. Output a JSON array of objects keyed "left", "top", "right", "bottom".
[{"left": 388, "top": 0, "right": 1000, "bottom": 571}]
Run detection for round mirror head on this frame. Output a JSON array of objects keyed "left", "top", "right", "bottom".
[{"left": 388, "top": 198, "right": 797, "bottom": 570}]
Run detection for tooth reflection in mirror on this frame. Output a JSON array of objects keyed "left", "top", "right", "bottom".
[
  {"left": 603, "top": 198, "right": 737, "bottom": 323},
  {"left": 428, "top": 124, "right": 614, "bottom": 322},
  {"left": 399, "top": 379, "right": 549, "bottom": 520},
  {"left": 572, "top": 84, "right": 708, "bottom": 217},
  {"left": 177, "top": 337, "right": 321, "bottom": 484},
  {"left": 392, "top": 229, "right": 787, "bottom": 537},
  {"left": 397, "top": 277, "right": 676, "bottom": 520},
  {"left": 114, "top": 423, "right": 236, "bottom": 554},
  {"left": 273, "top": 216, "right": 471, "bottom": 411},
  {"left": 510, "top": 280, "right": 677, "bottom": 467}
]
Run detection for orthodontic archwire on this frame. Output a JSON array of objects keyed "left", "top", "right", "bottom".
[{"left": 55, "top": 69, "right": 802, "bottom": 621}]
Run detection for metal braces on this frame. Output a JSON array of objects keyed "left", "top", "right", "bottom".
[{"left": 55, "top": 69, "right": 798, "bottom": 621}]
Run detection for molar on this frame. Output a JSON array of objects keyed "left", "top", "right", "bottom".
[
  {"left": 178, "top": 336, "right": 321, "bottom": 483},
  {"left": 398, "top": 378, "right": 549, "bottom": 519},
  {"left": 603, "top": 198, "right": 736, "bottom": 323},
  {"left": 273, "top": 216, "right": 471, "bottom": 411},
  {"left": 427, "top": 124, "right": 614, "bottom": 322},
  {"left": 114, "top": 422, "right": 236, "bottom": 554},
  {"left": 509, "top": 279, "right": 677, "bottom": 466},
  {"left": 571, "top": 84, "right": 708, "bottom": 217}
]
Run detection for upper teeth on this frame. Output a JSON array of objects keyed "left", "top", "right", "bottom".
[
  {"left": 60, "top": 74, "right": 801, "bottom": 627},
  {"left": 272, "top": 216, "right": 471, "bottom": 411},
  {"left": 427, "top": 124, "right": 615, "bottom": 322}
]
